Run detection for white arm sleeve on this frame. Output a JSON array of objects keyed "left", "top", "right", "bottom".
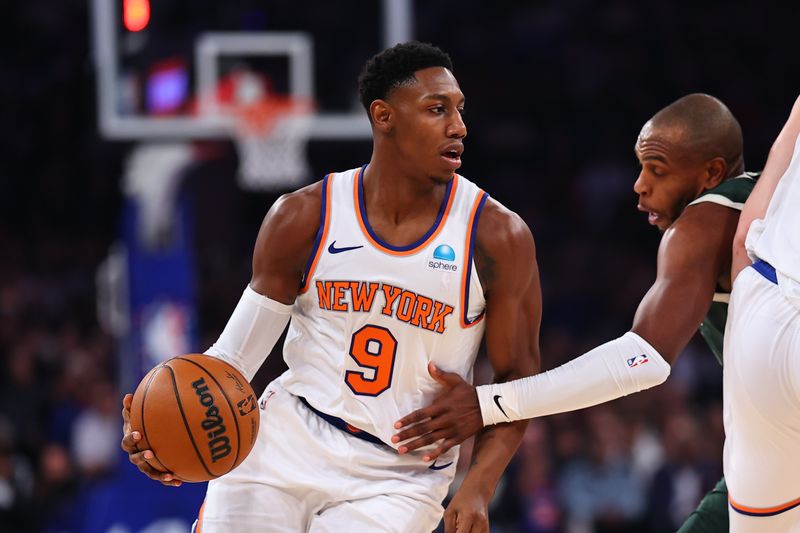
[
  {"left": 204, "top": 285, "right": 293, "bottom": 381},
  {"left": 477, "top": 331, "right": 670, "bottom": 426}
]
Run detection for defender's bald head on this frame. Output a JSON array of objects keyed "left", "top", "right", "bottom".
[{"left": 645, "top": 93, "right": 744, "bottom": 175}]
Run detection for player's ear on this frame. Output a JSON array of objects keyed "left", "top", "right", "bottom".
[
  {"left": 370, "top": 99, "right": 393, "bottom": 132},
  {"left": 703, "top": 157, "right": 727, "bottom": 190}
]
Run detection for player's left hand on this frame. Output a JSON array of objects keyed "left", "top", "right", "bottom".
[
  {"left": 444, "top": 485, "right": 490, "bottom": 533},
  {"left": 392, "top": 362, "right": 483, "bottom": 460}
]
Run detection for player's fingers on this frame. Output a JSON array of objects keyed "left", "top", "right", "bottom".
[
  {"left": 455, "top": 514, "right": 473, "bottom": 533},
  {"left": 397, "top": 430, "right": 446, "bottom": 455},
  {"left": 128, "top": 451, "right": 163, "bottom": 477},
  {"left": 428, "top": 363, "right": 465, "bottom": 387},
  {"left": 393, "top": 406, "right": 436, "bottom": 429},
  {"left": 427, "top": 362, "right": 447, "bottom": 384},
  {"left": 443, "top": 508, "right": 457, "bottom": 533},
  {"left": 121, "top": 394, "right": 133, "bottom": 427},
  {"left": 463, "top": 514, "right": 485, "bottom": 533},
  {"left": 426, "top": 439, "right": 458, "bottom": 462},
  {"left": 127, "top": 448, "right": 151, "bottom": 467},
  {"left": 128, "top": 450, "right": 180, "bottom": 485},
  {"left": 391, "top": 420, "right": 433, "bottom": 443},
  {"left": 120, "top": 430, "right": 142, "bottom": 452}
]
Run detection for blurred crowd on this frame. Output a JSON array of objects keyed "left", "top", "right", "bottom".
[{"left": 3, "top": 0, "right": 799, "bottom": 531}]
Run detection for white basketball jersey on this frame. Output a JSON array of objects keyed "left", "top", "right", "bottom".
[
  {"left": 279, "top": 165, "right": 487, "bottom": 448},
  {"left": 753, "top": 133, "right": 800, "bottom": 282}
]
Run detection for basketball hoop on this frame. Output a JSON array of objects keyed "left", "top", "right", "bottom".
[
  {"left": 230, "top": 94, "right": 314, "bottom": 191},
  {"left": 195, "top": 68, "right": 315, "bottom": 191}
]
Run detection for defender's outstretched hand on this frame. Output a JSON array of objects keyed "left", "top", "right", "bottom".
[
  {"left": 392, "top": 363, "right": 484, "bottom": 460},
  {"left": 120, "top": 393, "right": 182, "bottom": 487}
]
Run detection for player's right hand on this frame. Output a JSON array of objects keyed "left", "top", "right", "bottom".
[
  {"left": 392, "top": 363, "right": 483, "bottom": 461},
  {"left": 120, "top": 393, "right": 182, "bottom": 487}
]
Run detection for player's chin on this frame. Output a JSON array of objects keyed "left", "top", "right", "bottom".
[
  {"left": 430, "top": 169, "right": 456, "bottom": 185},
  {"left": 656, "top": 219, "right": 673, "bottom": 233}
]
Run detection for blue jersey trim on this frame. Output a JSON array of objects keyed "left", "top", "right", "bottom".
[
  {"left": 463, "top": 192, "right": 489, "bottom": 326},
  {"left": 299, "top": 174, "right": 330, "bottom": 291},
  {"left": 298, "top": 396, "right": 387, "bottom": 447},
  {"left": 752, "top": 259, "right": 778, "bottom": 285},
  {"left": 357, "top": 164, "right": 455, "bottom": 252}
]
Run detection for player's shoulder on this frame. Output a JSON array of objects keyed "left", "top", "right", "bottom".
[
  {"left": 273, "top": 179, "right": 324, "bottom": 214},
  {"left": 478, "top": 197, "right": 530, "bottom": 238},
  {"left": 673, "top": 171, "right": 758, "bottom": 241},
  {"left": 689, "top": 171, "right": 759, "bottom": 209},
  {"left": 662, "top": 193, "right": 741, "bottom": 262},
  {"left": 469, "top": 194, "right": 536, "bottom": 293},
  {"left": 672, "top": 199, "right": 740, "bottom": 238},
  {"left": 259, "top": 179, "right": 327, "bottom": 244},
  {"left": 475, "top": 196, "right": 535, "bottom": 260}
]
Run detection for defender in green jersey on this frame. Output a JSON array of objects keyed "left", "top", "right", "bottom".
[
  {"left": 391, "top": 93, "right": 755, "bottom": 532},
  {"left": 691, "top": 172, "right": 759, "bottom": 365},
  {"left": 676, "top": 172, "right": 756, "bottom": 532}
]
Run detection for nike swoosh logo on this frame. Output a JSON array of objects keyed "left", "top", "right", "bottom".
[
  {"left": 493, "top": 394, "right": 509, "bottom": 419},
  {"left": 328, "top": 241, "right": 364, "bottom": 254},
  {"left": 428, "top": 460, "right": 454, "bottom": 471}
]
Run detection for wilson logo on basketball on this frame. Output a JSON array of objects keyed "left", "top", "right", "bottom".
[{"left": 192, "top": 377, "right": 232, "bottom": 463}]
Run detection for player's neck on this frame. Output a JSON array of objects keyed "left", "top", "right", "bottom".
[{"left": 362, "top": 157, "right": 447, "bottom": 223}]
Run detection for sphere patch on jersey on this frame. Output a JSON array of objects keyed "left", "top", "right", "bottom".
[{"left": 433, "top": 244, "right": 456, "bottom": 262}]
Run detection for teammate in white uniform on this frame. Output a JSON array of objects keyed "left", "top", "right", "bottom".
[
  {"left": 120, "top": 42, "right": 542, "bottom": 533},
  {"left": 723, "top": 94, "right": 800, "bottom": 532}
]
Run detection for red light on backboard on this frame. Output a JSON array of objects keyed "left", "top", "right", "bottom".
[{"left": 124, "top": 0, "right": 150, "bottom": 32}]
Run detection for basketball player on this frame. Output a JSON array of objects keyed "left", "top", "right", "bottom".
[
  {"left": 723, "top": 94, "right": 800, "bottom": 532},
  {"left": 120, "top": 41, "right": 541, "bottom": 533},
  {"left": 393, "top": 93, "right": 757, "bottom": 532}
]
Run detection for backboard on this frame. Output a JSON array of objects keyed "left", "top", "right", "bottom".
[{"left": 90, "top": 0, "right": 414, "bottom": 141}]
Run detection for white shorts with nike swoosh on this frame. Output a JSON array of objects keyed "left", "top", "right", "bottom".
[{"left": 194, "top": 380, "right": 458, "bottom": 533}]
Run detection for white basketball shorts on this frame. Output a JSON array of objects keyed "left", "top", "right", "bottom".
[
  {"left": 723, "top": 261, "right": 800, "bottom": 532},
  {"left": 193, "top": 379, "right": 457, "bottom": 533}
]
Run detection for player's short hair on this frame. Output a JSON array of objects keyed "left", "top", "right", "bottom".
[
  {"left": 651, "top": 93, "right": 744, "bottom": 170},
  {"left": 358, "top": 41, "right": 453, "bottom": 116}
]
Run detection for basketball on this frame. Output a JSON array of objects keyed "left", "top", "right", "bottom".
[{"left": 128, "top": 354, "right": 260, "bottom": 482}]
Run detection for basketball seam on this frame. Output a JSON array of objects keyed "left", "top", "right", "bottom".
[
  {"left": 165, "top": 364, "right": 216, "bottom": 479},
  {"left": 175, "top": 356, "right": 243, "bottom": 469}
]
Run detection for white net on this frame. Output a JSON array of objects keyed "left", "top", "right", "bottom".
[
  {"left": 204, "top": 69, "right": 315, "bottom": 191},
  {"left": 233, "top": 107, "right": 313, "bottom": 192}
]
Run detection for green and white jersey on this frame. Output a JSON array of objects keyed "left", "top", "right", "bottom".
[{"left": 687, "top": 171, "right": 759, "bottom": 365}]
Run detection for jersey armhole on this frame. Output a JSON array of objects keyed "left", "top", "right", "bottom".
[
  {"left": 687, "top": 194, "right": 744, "bottom": 210},
  {"left": 460, "top": 191, "right": 489, "bottom": 328},
  {"left": 299, "top": 174, "right": 333, "bottom": 293}
]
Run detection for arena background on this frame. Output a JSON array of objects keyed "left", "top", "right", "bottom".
[{"left": 2, "top": 1, "right": 798, "bottom": 532}]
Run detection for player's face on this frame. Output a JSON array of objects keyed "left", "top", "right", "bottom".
[
  {"left": 386, "top": 67, "right": 467, "bottom": 183},
  {"left": 633, "top": 124, "right": 710, "bottom": 232}
]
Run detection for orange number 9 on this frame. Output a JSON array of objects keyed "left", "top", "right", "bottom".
[{"left": 345, "top": 325, "right": 397, "bottom": 396}]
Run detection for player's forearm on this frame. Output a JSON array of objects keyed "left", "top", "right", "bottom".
[
  {"left": 737, "top": 95, "right": 800, "bottom": 246},
  {"left": 737, "top": 145, "right": 792, "bottom": 243},
  {"left": 476, "top": 332, "right": 670, "bottom": 425},
  {"left": 731, "top": 239, "right": 751, "bottom": 282},
  {"left": 458, "top": 421, "right": 528, "bottom": 500},
  {"left": 733, "top": 111, "right": 800, "bottom": 278},
  {"left": 205, "top": 285, "right": 293, "bottom": 381}
]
